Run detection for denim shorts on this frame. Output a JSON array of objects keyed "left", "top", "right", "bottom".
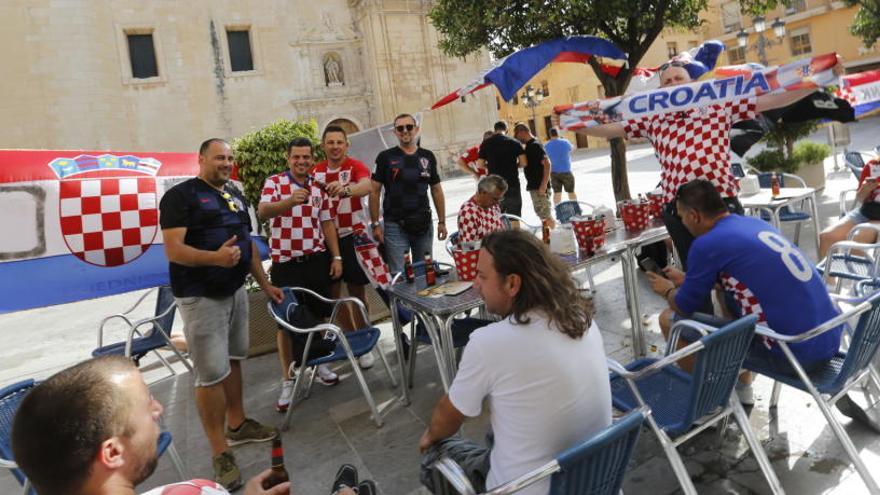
[
  {"left": 176, "top": 286, "right": 249, "bottom": 387},
  {"left": 844, "top": 208, "right": 871, "bottom": 225}
]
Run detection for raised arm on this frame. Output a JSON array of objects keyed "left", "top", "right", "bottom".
[{"left": 756, "top": 88, "right": 816, "bottom": 113}]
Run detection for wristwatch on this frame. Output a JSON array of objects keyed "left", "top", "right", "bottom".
[
  {"left": 370, "top": 222, "right": 381, "bottom": 229},
  {"left": 332, "top": 256, "right": 343, "bottom": 261}
]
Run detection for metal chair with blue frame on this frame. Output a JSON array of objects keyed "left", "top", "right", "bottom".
[
  {"left": 845, "top": 151, "right": 867, "bottom": 179},
  {"left": 608, "top": 315, "right": 785, "bottom": 495},
  {"left": 92, "top": 286, "right": 193, "bottom": 376},
  {"left": 743, "top": 291, "right": 880, "bottom": 493},
  {"left": 553, "top": 200, "right": 596, "bottom": 224},
  {"left": 445, "top": 231, "right": 460, "bottom": 256},
  {"left": 0, "top": 379, "right": 187, "bottom": 494},
  {"left": 755, "top": 172, "right": 813, "bottom": 246},
  {"left": 817, "top": 224, "right": 880, "bottom": 293},
  {"left": 501, "top": 213, "right": 540, "bottom": 235},
  {"left": 431, "top": 407, "right": 648, "bottom": 495},
  {"left": 268, "top": 287, "right": 397, "bottom": 429}
]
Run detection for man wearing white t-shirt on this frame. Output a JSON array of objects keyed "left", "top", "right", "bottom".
[{"left": 418, "top": 230, "right": 612, "bottom": 495}]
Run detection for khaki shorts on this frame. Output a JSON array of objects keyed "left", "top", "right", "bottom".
[
  {"left": 176, "top": 286, "right": 249, "bottom": 387},
  {"left": 551, "top": 172, "right": 575, "bottom": 193},
  {"left": 529, "top": 188, "right": 552, "bottom": 220}
]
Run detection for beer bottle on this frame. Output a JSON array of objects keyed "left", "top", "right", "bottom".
[
  {"left": 542, "top": 220, "right": 551, "bottom": 245},
  {"left": 424, "top": 253, "right": 437, "bottom": 286},
  {"left": 771, "top": 172, "right": 781, "bottom": 197},
  {"left": 403, "top": 252, "right": 415, "bottom": 283},
  {"left": 262, "top": 437, "right": 290, "bottom": 489}
]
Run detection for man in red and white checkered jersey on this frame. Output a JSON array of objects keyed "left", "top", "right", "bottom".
[
  {"left": 566, "top": 58, "right": 823, "bottom": 270},
  {"left": 457, "top": 174, "right": 508, "bottom": 245},
  {"left": 312, "top": 125, "right": 379, "bottom": 370},
  {"left": 259, "top": 137, "right": 345, "bottom": 410},
  {"left": 456, "top": 130, "right": 494, "bottom": 180}
]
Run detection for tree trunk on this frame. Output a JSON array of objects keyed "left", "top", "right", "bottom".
[{"left": 610, "top": 138, "right": 631, "bottom": 201}]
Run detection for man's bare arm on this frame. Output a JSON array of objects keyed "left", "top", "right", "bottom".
[{"left": 419, "top": 394, "right": 466, "bottom": 453}]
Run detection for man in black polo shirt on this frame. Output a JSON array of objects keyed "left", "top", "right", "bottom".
[
  {"left": 477, "top": 121, "right": 526, "bottom": 228},
  {"left": 369, "top": 113, "right": 447, "bottom": 274},
  {"left": 514, "top": 123, "right": 553, "bottom": 227},
  {"left": 159, "top": 138, "right": 283, "bottom": 490}
]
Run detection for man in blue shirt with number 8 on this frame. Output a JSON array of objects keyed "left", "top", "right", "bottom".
[{"left": 647, "top": 179, "right": 842, "bottom": 405}]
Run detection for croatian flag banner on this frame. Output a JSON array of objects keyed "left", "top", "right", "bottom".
[
  {"left": 836, "top": 69, "right": 880, "bottom": 119},
  {"left": 0, "top": 150, "right": 200, "bottom": 313},
  {"left": 431, "top": 36, "right": 626, "bottom": 109},
  {"left": 556, "top": 53, "right": 840, "bottom": 130}
]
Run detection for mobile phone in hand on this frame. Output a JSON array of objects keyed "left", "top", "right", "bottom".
[{"left": 639, "top": 257, "right": 666, "bottom": 277}]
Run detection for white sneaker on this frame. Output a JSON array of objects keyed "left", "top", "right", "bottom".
[
  {"left": 316, "top": 364, "right": 339, "bottom": 386},
  {"left": 735, "top": 383, "right": 755, "bottom": 406},
  {"left": 358, "top": 351, "right": 376, "bottom": 369},
  {"left": 276, "top": 380, "right": 294, "bottom": 413}
]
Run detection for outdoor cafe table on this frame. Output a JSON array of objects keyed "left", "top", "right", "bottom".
[
  {"left": 739, "top": 187, "right": 821, "bottom": 256},
  {"left": 386, "top": 219, "right": 670, "bottom": 403}
]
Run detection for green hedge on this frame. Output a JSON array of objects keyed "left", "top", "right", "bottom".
[
  {"left": 747, "top": 141, "right": 830, "bottom": 174},
  {"left": 232, "top": 119, "right": 323, "bottom": 209}
]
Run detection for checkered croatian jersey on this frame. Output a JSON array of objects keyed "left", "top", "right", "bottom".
[
  {"left": 141, "top": 479, "right": 227, "bottom": 494},
  {"left": 260, "top": 172, "right": 333, "bottom": 263},
  {"left": 675, "top": 214, "right": 841, "bottom": 363},
  {"left": 313, "top": 157, "right": 370, "bottom": 237},
  {"left": 457, "top": 197, "right": 505, "bottom": 244},
  {"left": 624, "top": 96, "right": 756, "bottom": 204}
]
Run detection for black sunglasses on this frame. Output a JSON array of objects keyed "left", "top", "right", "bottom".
[{"left": 395, "top": 124, "right": 416, "bottom": 133}]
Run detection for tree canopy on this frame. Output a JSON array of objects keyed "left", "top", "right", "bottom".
[
  {"left": 845, "top": 0, "right": 880, "bottom": 48},
  {"left": 430, "top": 0, "right": 725, "bottom": 200}
]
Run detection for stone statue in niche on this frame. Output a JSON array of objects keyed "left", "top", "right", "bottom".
[{"left": 324, "top": 53, "right": 344, "bottom": 87}]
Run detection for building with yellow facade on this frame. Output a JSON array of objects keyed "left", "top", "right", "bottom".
[
  {"left": 706, "top": 0, "right": 878, "bottom": 72},
  {"left": 497, "top": 0, "right": 878, "bottom": 150}
]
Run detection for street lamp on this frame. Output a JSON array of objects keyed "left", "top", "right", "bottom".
[
  {"left": 520, "top": 84, "right": 545, "bottom": 134},
  {"left": 736, "top": 16, "right": 786, "bottom": 66}
]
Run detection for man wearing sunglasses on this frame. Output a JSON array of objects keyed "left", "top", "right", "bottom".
[
  {"left": 457, "top": 174, "right": 508, "bottom": 245},
  {"left": 159, "top": 138, "right": 283, "bottom": 489},
  {"left": 564, "top": 54, "right": 829, "bottom": 270},
  {"left": 369, "top": 113, "right": 447, "bottom": 273}
]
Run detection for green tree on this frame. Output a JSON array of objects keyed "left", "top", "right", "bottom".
[
  {"left": 232, "top": 119, "right": 322, "bottom": 229},
  {"left": 429, "top": 0, "right": 771, "bottom": 200},
  {"left": 845, "top": 0, "right": 880, "bottom": 48}
]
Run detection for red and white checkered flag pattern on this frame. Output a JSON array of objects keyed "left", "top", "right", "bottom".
[
  {"left": 624, "top": 98, "right": 754, "bottom": 204},
  {"left": 59, "top": 176, "right": 158, "bottom": 267},
  {"left": 353, "top": 231, "right": 391, "bottom": 289}
]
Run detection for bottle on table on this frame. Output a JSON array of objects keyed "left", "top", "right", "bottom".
[
  {"left": 424, "top": 252, "right": 437, "bottom": 286},
  {"left": 771, "top": 172, "right": 781, "bottom": 197},
  {"left": 261, "top": 437, "right": 290, "bottom": 489},
  {"left": 403, "top": 252, "right": 415, "bottom": 283}
]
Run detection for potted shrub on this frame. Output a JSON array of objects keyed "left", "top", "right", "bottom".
[
  {"left": 746, "top": 120, "right": 830, "bottom": 190},
  {"left": 232, "top": 119, "right": 322, "bottom": 356}
]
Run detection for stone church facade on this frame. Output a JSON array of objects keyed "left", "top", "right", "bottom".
[{"left": 0, "top": 0, "right": 497, "bottom": 173}]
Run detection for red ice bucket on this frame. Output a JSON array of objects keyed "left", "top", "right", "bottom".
[
  {"left": 571, "top": 215, "right": 606, "bottom": 254},
  {"left": 645, "top": 192, "right": 665, "bottom": 218},
  {"left": 452, "top": 248, "right": 480, "bottom": 281},
  {"left": 619, "top": 200, "right": 651, "bottom": 232}
]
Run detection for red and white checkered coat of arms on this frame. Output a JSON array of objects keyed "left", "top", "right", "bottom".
[{"left": 49, "top": 154, "right": 161, "bottom": 267}]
